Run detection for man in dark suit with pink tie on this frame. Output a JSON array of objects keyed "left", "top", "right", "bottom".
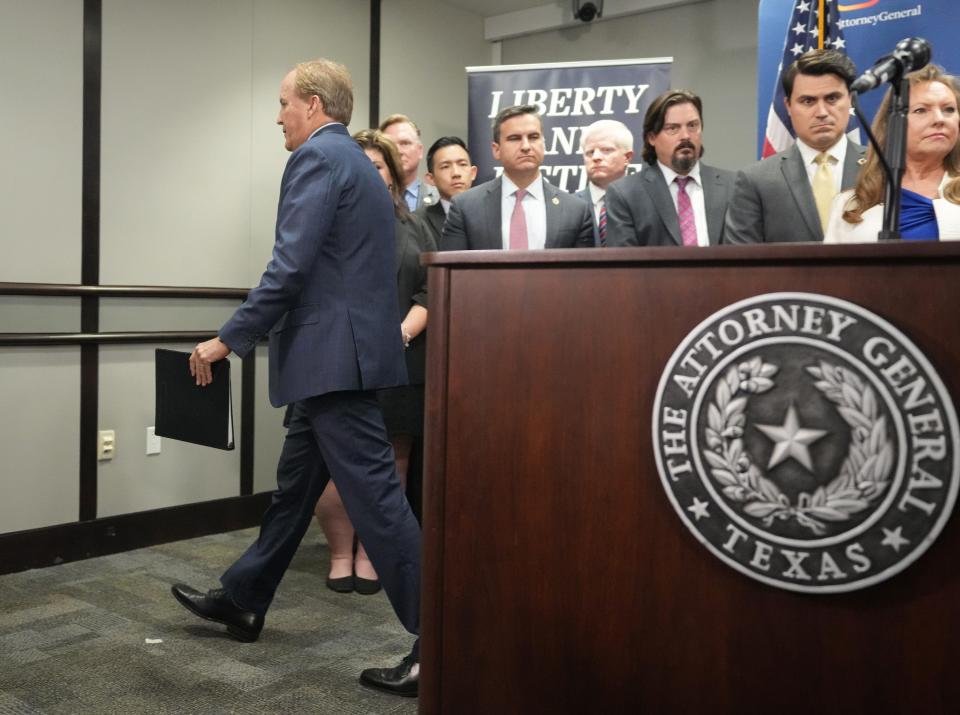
[{"left": 170, "top": 59, "right": 422, "bottom": 698}]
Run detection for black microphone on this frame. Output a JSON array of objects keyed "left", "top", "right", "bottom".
[{"left": 850, "top": 37, "right": 932, "bottom": 94}]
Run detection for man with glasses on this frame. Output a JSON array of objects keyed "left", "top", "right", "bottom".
[{"left": 605, "top": 89, "right": 735, "bottom": 247}]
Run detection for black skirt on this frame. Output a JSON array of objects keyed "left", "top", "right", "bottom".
[{"left": 377, "top": 383, "right": 425, "bottom": 437}]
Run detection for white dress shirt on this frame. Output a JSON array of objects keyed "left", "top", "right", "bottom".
[
  {"left": 588, "top": 181, "right": 606, "bottom": 224},
  {"left": 659, "top": 161, "right": 709, "bottom": 247},
  {"left": 796, "top": 135, "right": 848, "bottom": 195},
  {"left": 500, "top": 174, "right": 547, "bottom": 250},
  {"left": 440, "top": 198, "right": 452, "bottom": 216}
]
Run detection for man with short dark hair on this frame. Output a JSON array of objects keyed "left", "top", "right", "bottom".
[
  {"left": 724, "top": 49, "right": 866, "bottom": 244},
  {"left": 169, "top": 59, "right": 422, "bottom": 698},
  {"left": 442, "top": 105, "right": 593, "bottom": 251},
  {"left": 416, "top": 136, "right": 477, "bottom": 244},
  {"left": 576, "top": 119, "right": 634, "bottom": 246},
  {"left": 605, "top": 90, "right": 735, "bottom": 247},
  {"left": 380, "top": 114, "right": 439, "bottom": 211}
]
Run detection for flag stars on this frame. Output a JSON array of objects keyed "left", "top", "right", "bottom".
[
  {"left": 791, "top": 43, "right": 806, "bottom": 57},
  {"left": 797, "top": 0, "right": 811, "bottom": 12},
  {"left": 793, "top": 21, "right": 807, "bottom": 35},
  {"left": 833, "top": 37, "right": 846, "bottom": 49},
  {"left": 881, "top": 526, "right": 910, "bottom": 553}
]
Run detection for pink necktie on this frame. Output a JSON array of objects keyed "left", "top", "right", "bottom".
[
  {"left": 676, "top": 176, "right": 698, "bottom": 247},
  {"left": 509, "top": 188, "right": 528, "bottom": 250}
]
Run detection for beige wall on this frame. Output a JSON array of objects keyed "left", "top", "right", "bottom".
[
  {"left": 500, "top": 0, "right": 759, "bottom": 172},
  {"left": 380, "top": 0, "right": 492, "bottom": 174},
  {"left": 0, "top": 0, "right": 476, "bottom": 535},
  {"left": 0, "top": 0, "right": 83, "bottom": 285}
]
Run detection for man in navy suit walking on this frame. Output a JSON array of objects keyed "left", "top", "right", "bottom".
[{"left": 171, "top": 59, "right": 421, "bottom": 698}]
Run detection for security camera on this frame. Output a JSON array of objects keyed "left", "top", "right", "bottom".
[{"left": 573, "top": 1, "right": 603, "bottom": 23}]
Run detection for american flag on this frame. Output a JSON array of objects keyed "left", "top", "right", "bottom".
[{"left": 761, "top": 0, "right": 860, "bottom": 158}]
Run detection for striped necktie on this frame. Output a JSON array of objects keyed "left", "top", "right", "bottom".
[{"left": 598, "top": 202, "right": 607, "bottom": 247}]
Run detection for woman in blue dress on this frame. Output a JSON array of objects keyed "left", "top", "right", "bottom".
[{"left": 825, "top": 64, "right": 960, "bottom": 242}]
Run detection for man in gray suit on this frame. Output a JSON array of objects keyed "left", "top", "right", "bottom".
[
  {"left": 415, "top": 136, "right": 477, "bottom": 245},
  {"left": 605, "top": 90, "right": 735, "bottom": 247},
  {"left": 380, "top": 113, "right": 440, "bottom": 211},
  {"left": 575, "top": 119, "right": 634, "bottom": 246},
  {"left": 724, "top": 49, "right": 866, "bottom": 244},
  {"left": 442, "top": 105, "right": 593, "bottom": 251}
]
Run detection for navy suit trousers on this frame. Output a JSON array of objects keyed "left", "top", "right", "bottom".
[{"left": 220, "top": 391, "right": 421, "bottom": 635}]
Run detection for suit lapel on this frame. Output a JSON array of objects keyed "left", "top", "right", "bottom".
[
  {"left": 544, "top": 179, "right": 560, "bottom": 248},
  {"left": 483, "top": 179, "right": 503, "bottom": 249},
  {"left": 426, "top": 203, "right": 444, "bottom": 239},
  {"left": 841, "top": 142, "right": 867, "bottom": 189},
  {"left": 780, "top": 146, "right": 822, "bottom": 240},
  {"left": 646, "top": 166, "right": 682, "bottom": 245},
  {"left": 700, "top": 165, "right": 725, "bottom": 246}
]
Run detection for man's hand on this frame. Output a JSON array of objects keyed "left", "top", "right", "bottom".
[{"left": 189, "top": 337, "right": 231, "bottom": 386}]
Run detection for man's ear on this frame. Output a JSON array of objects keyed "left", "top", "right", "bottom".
[{"left": 424, "top": 172, "right": 436, "bottom": 187}]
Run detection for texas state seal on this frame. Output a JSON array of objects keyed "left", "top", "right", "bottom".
[{"left": 652, "top": 293, "right": 958, "bottom": 593}]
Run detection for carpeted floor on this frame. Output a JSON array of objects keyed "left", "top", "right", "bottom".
[{"left": 0, "top": 525, "right": 418, "bottom": 714}]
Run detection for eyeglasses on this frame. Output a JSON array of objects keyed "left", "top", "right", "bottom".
[{"left": 660, "top": 121, "right": 702, "bottom": 136}]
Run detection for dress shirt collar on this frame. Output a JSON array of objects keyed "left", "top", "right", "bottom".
[
  {"left": 588, "top": 181, "right": 606, "bottom": 206},
  {"left": 796, "top": 135, "right": 848, "bottom": 167},
  {"left": 658, "top": 160, "right": 702, "bottom": 188},
  {"left": 441, "top": 198, "right": 452, "bottom": 215},
  {"left": 308, "top": 122, "right": 343, "bottom": 140},
  {"left": 502, "top": 173, "right": 544, "bottom": 202}
]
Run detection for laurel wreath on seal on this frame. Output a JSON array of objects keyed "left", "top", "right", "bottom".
[{"left": 702, "top": 357, "right": 894, "bottom": 535}]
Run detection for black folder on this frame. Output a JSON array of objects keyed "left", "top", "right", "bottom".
[{"left": 155, "top": 349, "right": 234, "bottom": 450}]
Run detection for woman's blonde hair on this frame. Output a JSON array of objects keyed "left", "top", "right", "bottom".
[{"left": 843, "top": 64, "right": 960, "bottom": 224}]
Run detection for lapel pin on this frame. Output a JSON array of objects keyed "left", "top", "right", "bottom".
[
  {"left": 552, "top": 196, "right": 560, "bottom": 206},
  {"left": 858, "top": 157, "right": 866, "bottom": 165}
]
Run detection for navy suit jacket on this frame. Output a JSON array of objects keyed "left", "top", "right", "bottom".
[{"left": 220, "top": 123, "right": 406, "bottom": 407}]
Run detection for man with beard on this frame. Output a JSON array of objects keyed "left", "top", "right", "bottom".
[
  {"left": 724, "top": 49, "right": 864, "bottom": 244},
  {"left": 605, "top": 89, "right": 735, "bottom": 247}
]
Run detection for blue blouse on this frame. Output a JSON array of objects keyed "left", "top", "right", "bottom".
[{"left": 900, "top": 188, "right": 939, "bottom": 240}]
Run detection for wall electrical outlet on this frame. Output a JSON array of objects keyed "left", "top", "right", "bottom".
[
  {"left": 97, "top": 430, "right": 116, "bottom": 461},
  {"left": 146, "top": 426, "right": 162, "bottom": 455}
]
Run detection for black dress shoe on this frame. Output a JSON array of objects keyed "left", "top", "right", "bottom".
[
  {"left": 353, "top": 576, "right": 381, "bottom": 595},
  {"left": 359, "top": 653, "right": 419, "bottom": 697},
  {"left": 325, "top": 575, "right": 354, "bottom": 593},
  {"left": 170, "top": 583, "right": 263, "bottom": 643}
]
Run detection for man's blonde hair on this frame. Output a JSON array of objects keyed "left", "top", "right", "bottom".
[
  {"left": 379, "top": 113, "right": 421, "bottom": 137},
  {"left": 293, "top": 59, "right": 353, "bottom": 125}
]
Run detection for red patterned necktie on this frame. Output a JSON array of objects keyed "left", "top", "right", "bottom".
[
  {"left": 598, "top": 202, "right": 607, "bottom": 247},
  {"left": 509, "top": 188, "right": 528, "bottom": 250},
  {"left": 676, "top": 176, "right": 698, "bottom": 247}
]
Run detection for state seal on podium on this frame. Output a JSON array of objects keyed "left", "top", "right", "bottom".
[{"left": 652, "top": 292, "right": 959, "bottom": 593}]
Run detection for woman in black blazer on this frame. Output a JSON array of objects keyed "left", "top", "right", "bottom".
[{"left": 314, "top": 129, "right": 436, "bottom": 594}]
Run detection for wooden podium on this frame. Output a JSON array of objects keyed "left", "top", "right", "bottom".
[{"left": 419, "top": 242, "right": 960, "bottom": 715}]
